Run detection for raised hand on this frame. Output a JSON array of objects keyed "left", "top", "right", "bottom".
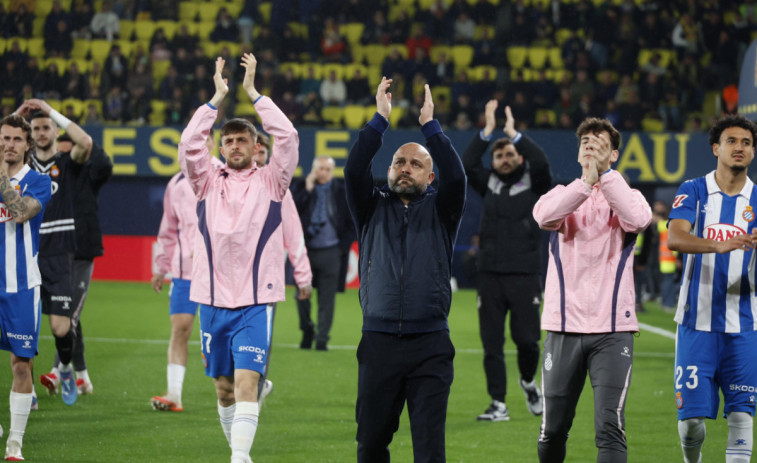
[
  {"left": 241, "top": 53, "right": 260, "bottom": 101},
  {"left": 209, "top": 57, "right": 228, "bottom": 108},
  {"left": 418, "top": 84, "right": 434, "bottom": 126},
  {"left": 483, "top": 99, "right": 497, "bottom": 138},
  {"left": 503, "top": 105, "right": 516, "bottom": 138},
  {"left": 376, "top": 76, "right": 392, "bottom": 119}
]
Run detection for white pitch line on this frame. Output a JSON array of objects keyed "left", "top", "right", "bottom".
[{"left": 41, "top": 320, "right": 678, "bottom": 359}]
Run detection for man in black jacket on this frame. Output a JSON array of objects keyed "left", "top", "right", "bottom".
[
  {"left": 345, "top": 78, "right": 466, "bottom": 462},
  {"left": 48, "top": 132, "right": 113, "bottom": 396},
  {"left": 462, "top": 100, "right": 552, "bottom": 422},
  {"left": 291, "top": 155, "right": 354, "bottom": 351}
]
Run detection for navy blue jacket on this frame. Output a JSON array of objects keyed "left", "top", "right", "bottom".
[{"left": 344, "top": 113, "right": 466, "bottom": 334}]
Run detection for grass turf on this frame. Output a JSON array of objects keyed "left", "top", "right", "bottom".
[{"left": 0, "top": 282, "right": 734, "bottom": 462}]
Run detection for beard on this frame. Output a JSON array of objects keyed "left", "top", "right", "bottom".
[
  {"left": 38, "top": 140, "right": 54, "bottom": 152},
  {"left": 731, "top": 164, "right": 747, "bottom": 173},
  {"left": 389, "top": 176, "right": 424, "bottom": 197}
]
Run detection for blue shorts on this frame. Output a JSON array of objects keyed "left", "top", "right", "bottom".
[
  {"left": 199, "top": 303, "right": 273, "bottom": 378},
  {"left": 675, "top": 324, "right": 757, "bottom": 420},
  {"left": 0, "top": 287, "right": 41, "bottom": 358},
  {"left": 169, "top": 279, "right": 198, "bottom": 316}
]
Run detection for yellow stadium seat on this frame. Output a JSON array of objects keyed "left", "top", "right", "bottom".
[
  {"left": 510, "top": 68, "right": 533, "bottom": 81},
  {"left": 550, "top": 68, "right": 573, "bottom": 84},
  {"left": 134, "top": 20, "right": 157, "bottom": 42},
  {"left": 351, "top": 43, "right": 367, "bottom": 64},
  {"left": 535, "top": 108, "right": 556, "bottom": 126},
  {"left": 471, "top": 65, "right": 497, "bottom": 82},
  {"left": 71, "top": 39, "right": 90, "bottom": 59},
  {"left": 117, "top": 40, "right": 134, "bottom": 58},
  {"left": 84, "top": 99, "right": 103, "bottom": 117},
  {"left": 0, "top": 39, "right": 6, "bottom": 54},
  {"left": 388, "top": 106, "right": 404, "bottom": 126},
  {"left": 155, "top": 20, "right": 178, "bottom": 40},
  {"left": 321, "top": 107, "right": 344, "bottom": 128},
  {"left": 150, "top": 100, "right": 167, "bottom": 125},
  {"left": 431, "top": 85, "right": 451, "bottom": 104},
  {"left": 216, "top": 41, "right": 241, "bottom": 57},
  {"left": 367, "top": 65, "right": 381, "bottom": 86},
  {"left": 301, "top": 63, "right": 323, "bottom": 80},
  {"left": 429, "top": 45, "right": 450, "bottom": 63},
  {"left": 26, "top": 37, "right": 44, "bottom": 58},
  {"left": 474, "top": 25, "right": 494, "bottom": 41},
  {"left": 654, "top": 48, "right": 675, "bottom": 68},
  {"left": 152, "top": 59, "right": 172, "bottom": 84},
  {"left": 200, "top": 40, "right": 218, "bottom": 57},
  {"left": 343, "top": 105, "right": 367, "bottom": 130},
  {"left": 547, "top": 47, "right": 563, "bottom": 68},
  {"left": 450, "top": 45, "right": 473, "bottom": 69},
  {"left": 67, "top": 58, "right": 89, "bottom": 73},
  {"left": 344, "top": 63, "right": 369, "bottom": 81},
  {"left": 61, "top": 98, "right": 84, "bottom": 119},
  {"left": 528, "top": 46, "right": 549, "bottom": 69},
  {"left": 36, "top": 0, "right": 53, "bottom": 16},
  {"left": 90, "top": 40, "right": 112, "bottom": 62},
  {"left": 196, "top": 21, "right": 215, "bottom": 41},
  {"left": 388, "top": 3, "right": 414, "bottom": 21},
  {"left": 321, "top": 63, "right": 345, "bottom": 80},
  {"left": 44, "top": 57, "right": 67, "bottom": 75},
  {"left": 32, "top": 17, "right": 44, "bottom": 36},
  {"left": 119, "top": 20, "right": 135, "bottom": 41},
  {"left": 235, "top": 102, "right": 260, "bottom": 123},
  {"left": 641, "top": 117, "right": 664, "bottom": 132},
  {"left": 339, "top": 23, "right": 364, "bottom": 46},
  {"left": 555, "top": 28, "right": 574, "bottom": 47},
  {"left": 506, "top": 46, "right": 528, "bottom": 68},
  {"left": 363, "top": 105, "right": 376, "bottom": 122},
  {"left": 417, "top": 0, "right": 434, "bottom": 9},
  {"left": 203, "top": 3, "right": 224, "bottom": 23},
  {"left": 178, "top": 2, "right": 199, "bottom": 22},
  {"left": 225, "top": 0, "right": 244, "bottom": 17},
  {"left": 258, "top": 2, "right": 272, "bottom": 23},
  {"left": 363, "top": 44, "right": 388, "bottom": 67},
  {"left": 279, "top": 62, "right": 302, "bottom": 78},
  {"left": 46, "top": 99, "right": 62, "bottom": 111}
]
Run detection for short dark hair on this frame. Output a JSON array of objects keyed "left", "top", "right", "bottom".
[
  {"left": 491, "top": 138, "right": 515, "bottom": 154},
  {"left": 708, "top": 115, "right": 757, "bottom": 146},
  {"left": 576, "top": 117, "right": 621, "bottom": 150},
  {"left": 0, "top": 114, "right": 35, "bottom": 163},
  {"left": 220, "top": 118, "right": 257, "bottom": 142},
  {"left": 29, "top": 110, "right": 56, "bottom": 127},
  {"left": 256, "top": 133, "right": 269, "bottom": 150},
  {"left": 57, "top": 133, "right": 73, "bottom": 143}
]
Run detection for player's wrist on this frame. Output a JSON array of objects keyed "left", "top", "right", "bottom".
[{"left": 49, "top": 109, "right": 72, "bottom": 130}]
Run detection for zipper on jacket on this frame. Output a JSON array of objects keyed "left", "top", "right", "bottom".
[{"left": 399, "top": 205, "right": 408, "bottom": 336}]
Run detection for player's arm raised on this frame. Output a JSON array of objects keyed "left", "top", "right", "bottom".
[{"left": 24, "top": 98, "right": 93, "bottom": 164}]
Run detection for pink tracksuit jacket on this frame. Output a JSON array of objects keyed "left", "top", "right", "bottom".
[
  {"left": 153, "top": 171, "right": 311, "bottom": 290},
  {"left": 179, "top": 98, "right": 299, "bottom": 308},
  {"left": 154, "top": 171, "right": 197, "bottom": 280},
  {"left": 533, "top": 170, "right": 652, "bottom": 333}
]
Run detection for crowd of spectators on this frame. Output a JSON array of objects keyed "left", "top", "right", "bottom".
[{"left": 0, "top": 0, "right": 753, "bottom": 131}]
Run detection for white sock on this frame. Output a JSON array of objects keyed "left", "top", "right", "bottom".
[
  {"left": 51, "top": 365, "right": 60, "bottom": 378},
  {"left": 726, "top": 412, "right": 753, "bottom": 463},
  {"left": 218, "top": 401, "right": 236, "bottom": 445},
  {"left": 679, "top": 418, "right": 705, "bottom": 463},
  {"left": 167, "top": 364, "right": 185, "bottom": 403},
  {"left": 230, "top": 401, "right": 259, "bottom": 461},
  {"left": 76, "top": 369, "right": 91, "bottom": 385},
  {"left": 8, "top": 391, "right": 32, "bottom": 446},
  {"left": 58, "top": 363, "right": 73, "bottom": 375}
]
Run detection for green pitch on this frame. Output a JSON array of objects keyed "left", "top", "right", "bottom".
[{"left": 0, "top": 282, "right": 735, "bottom": 461}]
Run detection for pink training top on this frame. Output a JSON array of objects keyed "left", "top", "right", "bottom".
[
  {"left": 282, "top": 187, "right": 312, "bottom": 289},
  {"left": 533, "top": 170, "right": 652, "bottom": 334},
  {"left": 179, "top": 98, "right": 299, "bottom": 308},
  {"left": 154, "top": 172, "right": 197, "bottom": 280}
]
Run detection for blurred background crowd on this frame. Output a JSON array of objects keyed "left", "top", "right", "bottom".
[{"left": 0, "top": 0, "right": 752, "bottom": 132}]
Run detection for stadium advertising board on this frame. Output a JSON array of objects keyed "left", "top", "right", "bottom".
[{"left": 88, "top": 126, "right": 711, "bottom": 184}]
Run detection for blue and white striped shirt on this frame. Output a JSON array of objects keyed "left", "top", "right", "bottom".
[
  {"left": 670, "top": 171, "right": 757, "bottom": 333},
  {"left": 0, "top": 165, "right": 51, "bottom": 293}
]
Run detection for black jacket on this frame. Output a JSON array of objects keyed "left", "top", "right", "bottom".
[
  {"left": 462, "top": 132, "right": 551, "bottom": 275},
  {"left": 345, "top": 114, "right": 466, "bottom": 334},
  {"left": 291, "top": 177, "right": 355, "bottom": 292},
  {"left": 73, "top": 143, "right": 113, "bottom": 259}
]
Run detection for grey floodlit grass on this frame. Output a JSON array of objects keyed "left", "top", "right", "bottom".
[{"left": 0, "top": 282, "right": 735, "bottom": 462}]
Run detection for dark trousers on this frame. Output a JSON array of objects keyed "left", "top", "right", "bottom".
[
  {"left": 296, "top": 245, "right": 340, "bottom": 344},
  {"left": 478, "top": 272, "right": 541, "bottom": 402},
  {"left": 538, "top": 331, "right": 634, "bottom": 463},
  {"left": 54, "top": 258, "right": 94, "bottom": 371},
  {"left": 356, "top": 330, "right": 455, "bottom": 463}
]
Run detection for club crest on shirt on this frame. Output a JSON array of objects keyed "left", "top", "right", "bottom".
[
  {"left": 703, "top": 223, "right": 746, "bottom": 241},
  {"left": 743, "top": 205, "right": 755, "bottom": 222},
  {"left": 675, "top": 391, "right": 683, "bottom": 409},
  {"left": 672, "top": 194, "right": 688, "bottom": 208},
  {"left": 50, "top": 165, "right": 59, "bottom": 178}
]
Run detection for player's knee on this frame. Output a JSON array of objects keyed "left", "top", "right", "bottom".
[
  {"left": 10, "top": 357, "right": 31, "bottom": 381},
  {"left": 678, "top": 418, "right": 706, "bottom": 445},
  {"left": 727, "top": 411, "right": 753, "bottom": 429}
]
